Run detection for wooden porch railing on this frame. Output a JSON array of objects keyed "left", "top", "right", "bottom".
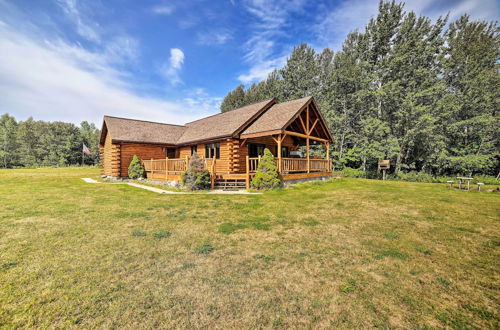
[
  {"left": 143, "top": 157, "right": 216, "bottom": 177},
  {"left": 246, "top": 157, "right": 330, "bottom": 174}
]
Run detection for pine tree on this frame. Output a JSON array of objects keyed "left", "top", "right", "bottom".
[
  {"left": 220, "top": 84, "right": 245, "bottom": 112},
  {"left": 251, "top": 148, "right": 281, "bottom": 189},
  {"left": 128, "top": 155, "right": 145, "bottom": 179}
]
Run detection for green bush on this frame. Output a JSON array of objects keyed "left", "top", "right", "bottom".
[
  {"left": 128, "top": 155, "right": 145, "bottom": 179},
  {"left": 339, "top": 167, "right": 365, "bottom": 178},
  {"left": 251, "top": 148, "right": 281, "bottom": 189},
  {"left": 394, "top": 171, "right": 434, "bottom": 182},
  {"left": 181, "top": 153, "right": 211, "bottom": 190}
]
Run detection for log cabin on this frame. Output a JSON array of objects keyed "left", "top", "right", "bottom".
[{"left": 99, "top": 96, "right": 333, "bottom": 189}]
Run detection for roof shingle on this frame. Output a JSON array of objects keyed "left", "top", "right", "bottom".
[
  {"left": 103, "top": 116, "right": 186, "bottom": 145},
  {"left": 241, "top": 96, "right": 312, "bottom": 135},
  {"left": 176, "top": 98, "right": 274, "bottom": 144}
]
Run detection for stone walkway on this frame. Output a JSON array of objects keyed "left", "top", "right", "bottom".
[{"left": 81, "top": 178, "right": 260, "bottom": 195}]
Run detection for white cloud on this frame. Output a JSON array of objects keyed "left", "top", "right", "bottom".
[
  {"left": 162, "top": 48, "right": 185, "bottom": 85},
  {"left": 238, "top": 0, "right": 307, "bottom": 84},
  {"left": 316, "top": 0, "right": 500, "bottom": 51},
  {"left": 0, "top": 23, "right": 203, "bottom": 125},
  {"left": 56, "top": 0, "right": 101, "bottom": 43},
  {"left": 237, "top": 56, "right": 286, "bottom": 84},
  {"left": 183, "top": 88, "right": 222, "bottom": 111},
  {"left": 152, "top": 5, "right": 174, "bottom": 15},
  {"left": 197, "top": 30, "right": 232, "bottom": 45},
  {"left": 169, "top": 48, "right": 184, "bottom": 69}
]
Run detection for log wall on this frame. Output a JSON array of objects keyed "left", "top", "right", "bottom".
[
  {"left": 120, "top": 144, "right": 167, "bottom": 177},
  {"left": 101, "top": 132, "right": 121, "bottom": 177}
]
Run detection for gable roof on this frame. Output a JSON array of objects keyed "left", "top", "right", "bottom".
[
  {"left": 241, "top": 96, "right": 312, "bottom": 136},
  {"left": 100, "top": 96, "right": 332, "bottom": 146},
  {"left": 176, "top": 98, "right": 275, "bottom": 144},
  {"left": 101, "top": 116, "right": 186, "bottom": 145}
]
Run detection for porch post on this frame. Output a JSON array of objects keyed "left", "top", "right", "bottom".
[
  {"left": 306, "top": 106, "right": 310, "bottom": 173},
  {"left": 246, "top": 155, "right": 250, "bottom": 190},
  {"left": 326, "top": 142, "right": 330, "bottom": 172},
  {"left": 211, "top": 156, "right": 216, "bottom": 189},
  {"left": 277, "top": 134, "right": 282, "bottom": 174},
  {"left": 165, "top": 157, "right": 169, "bottom": 178}
]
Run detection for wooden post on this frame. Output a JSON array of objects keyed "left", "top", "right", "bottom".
[
  {"left": 211, "top": 156, "right": 216, "bottom": 189},
  {"left": 277, "top": 134, "right": 282, "bottom": 174},
  {"left": 326, "top": 142, "right": 330, "bottom": 172},
  {"left": 165, "top": 157, "right": 169, "bottom": 178},
  {"left": 306, "top": 106, "right": 310, "bottom": 173},
  {"left": 246, "top": 155, "right": 250, "bottom": 190}
]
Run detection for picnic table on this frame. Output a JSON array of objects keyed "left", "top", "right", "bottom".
[{"left": 456, "top": 177, "right": 473, "bottom": 190}]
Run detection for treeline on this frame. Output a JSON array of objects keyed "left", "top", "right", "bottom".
[
  {"left": 0, "top": 114, "right": 100, "bottom": 168},
  {"left": 221, "top": 1, "right": 499, "bottom": 176}
]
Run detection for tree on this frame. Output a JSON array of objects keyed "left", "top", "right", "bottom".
[
  {"left": 220, "top": 84, "right": 245, "bottom": 112},
  {"left": 128, "top": 155, "right": 145, "bottom": 179},
  {"left": 181, "top": 153, "right": 211, "bottom": 190},
  {"left": 80, "top": 121, "right": 101, "bottom": 165},
  {"left": 0, "top": 114, "right": 19, "bottom": 168},
  {"left": 219, "top": 1, "right": 499, "bottom": 177},
  {"left": 280, "top": 43, "right": 319, "bottom": 101},
  {"left": 440, "top": 15, "right": 499, "bottom": 176},
  {"left": 251, "top": 148, "right": 281, "bottom": 189}
]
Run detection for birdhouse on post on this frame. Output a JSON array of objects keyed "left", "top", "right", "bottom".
[{"left": 378, "top": 160, "right": 390, "bottom": 180}]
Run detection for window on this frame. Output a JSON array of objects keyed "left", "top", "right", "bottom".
[
  {"left": 205, "top": 143, "right": 220, "bottom": 159},
  {"left": 281, "top": 146, "right": 290, "bottom": 158},
  {"left": 165, "top": 148, "right": 176, "bottom": 158},
  {"left": 191, "top": 145, "right": 197, "bottom": 155},
  {"left": 248, "top": 143, "right": 266, "bottom": 157}
]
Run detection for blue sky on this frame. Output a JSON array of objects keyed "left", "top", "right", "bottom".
[{"left": 0, "top": 0, "right": 498, "bottom": 125}]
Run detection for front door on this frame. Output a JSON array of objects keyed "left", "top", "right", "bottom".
[{"left": 248, "top": 143, "right": 266, "bottom": 157}]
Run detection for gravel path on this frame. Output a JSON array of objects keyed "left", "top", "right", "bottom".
[{"left": 81, "top": 178, "right": 260, "bottom": 195}]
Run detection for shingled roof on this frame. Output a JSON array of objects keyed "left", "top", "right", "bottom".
[
  {"left": 177, "top": 98, "right": 274, "bottom": 144},
  {"left": 241, "top": 96, "right": 312, "bottom": 135},
  {"left": 101, "top": 116, "right": 186, "bottom": 145},
  {"left": 100, "top": 96, "right": 331, "bottom": 146}
]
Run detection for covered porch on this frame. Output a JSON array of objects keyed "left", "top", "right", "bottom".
[
  {"left": 240, "top": 96, "right": 333, "bottom": 187},
  {"left": 142, "top": 97, "right": 333, "bottom": 189}
]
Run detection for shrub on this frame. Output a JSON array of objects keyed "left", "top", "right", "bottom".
[
  {"left": 339, "top": 167, "right": 365, "bottom": 178},
  {"left": 251, "top": 148, "right": 281, "bottom": 189},
  {"left": 394, "top": 171, "right": 434, "bottom": 182},
  {"left": 181, "top": 153, "right": 211, "bottom": 190},
  {"left": 128, "top": 155, "right": 145, "bottom": 179}
]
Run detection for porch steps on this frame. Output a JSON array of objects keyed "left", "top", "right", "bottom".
[{"left": 214, "top": 177, "right": 246, "bottom": 190}]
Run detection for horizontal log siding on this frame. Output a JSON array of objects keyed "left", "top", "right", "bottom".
[
  {"left": 102, "top": 132, "right": 121, "bottom": 177},
  {"left": 178, "top": 140, "right": 231, "bottom": 173},
  {"left": 236, "top": 135, "right": 296, "bottom": 173},
  {"left": 120, "top": 144, "right": 166, "bottom": 177},
  {"left": 178, "top": 144, "right": 205, "bottom": 160}
]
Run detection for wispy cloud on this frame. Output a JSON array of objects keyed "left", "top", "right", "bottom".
[
  {"left": 238, "top": 0, "right": 306, "bottom": 84},
  {"left": 151, "top": 5, "right": 174, "bottom": 15},
  {"left": 315, "top": 0, "right": 500, "bottom": 51},
  {"left": 183, "top": 88, "right": 222, "bottom": 111},
  {"left": 197, "top": 30, "right": 232, "bottom": 45},
  {"left": 56, "top": 0, "right": 101, "bottom": 43},
  {"left": 162, "top": 48, "right": 185, "bottom": 85},
  {"left": 0, "top": 23, "right": 201, "bottom": 125}
]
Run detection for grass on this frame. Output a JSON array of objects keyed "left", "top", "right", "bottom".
[{"left": 0, "top": 167, "right": 499, "bottom": 328}]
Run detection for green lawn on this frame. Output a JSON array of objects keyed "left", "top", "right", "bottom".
[{"left": 0, "top": 167, "right": 498, "bottom": 329}]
